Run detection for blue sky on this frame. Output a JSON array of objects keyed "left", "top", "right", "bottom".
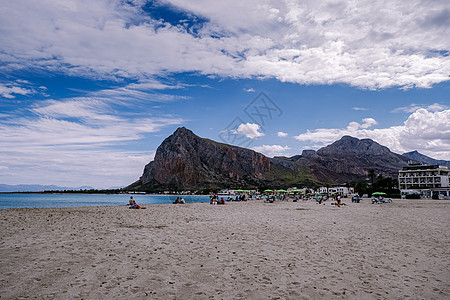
[{"left": 0, "top": 0, "right": 449, "bottom": 188}]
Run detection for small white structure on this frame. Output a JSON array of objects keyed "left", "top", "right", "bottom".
[
  {"left": 318, "top": 187, "right": 328, "bottom": 194},
  {"left": 318, "top": 186, "right": 353, "bottom": 197}
]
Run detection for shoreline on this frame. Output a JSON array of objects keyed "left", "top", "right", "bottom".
[{"left": 1, "top": 199, "right": 449, "bottom": 299}]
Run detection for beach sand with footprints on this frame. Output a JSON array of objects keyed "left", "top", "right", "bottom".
[{"left": 1, "top": 199, "right": 449, "bottom": 299}]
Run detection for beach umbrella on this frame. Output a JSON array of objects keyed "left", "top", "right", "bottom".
[
  {"left": 277, "top": 189, "right": 287, "bottom": 193},
  {"left": 235, "top": 189, "right": 244, "bottom": 193},
  {"left": 372, "top": 192, "right": 387, "bottom": 196},
  {"left": 264, "top": 189, "right": 273, "bottom": 193}
]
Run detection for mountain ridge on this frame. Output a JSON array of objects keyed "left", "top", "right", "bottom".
[
  {"left": 402, "top": 150, "right": 450, "bottom": 168},
  {"left": 0, "top": 184, "right": 94, "bottom": 193},
  {"left": 128, "top": 128, "right": 416, "bottom": 191}
]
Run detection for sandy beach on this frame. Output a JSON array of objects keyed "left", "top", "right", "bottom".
[{"left": 1, "top": 199, "right": 449, "bottom": 299}]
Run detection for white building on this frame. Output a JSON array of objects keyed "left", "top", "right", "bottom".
[
  {"left": 318, "top": 186, "right": 354, "bottom": 197},
  {"left": 318, "top": 187, "right": 328, "bottom": 194},
  {"left": 398, "top": 164, "right": 450, "bottom": 199}
]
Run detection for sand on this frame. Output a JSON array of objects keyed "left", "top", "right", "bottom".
[{"left": 1, "top": 199, "right": 449, "bottom": 299}]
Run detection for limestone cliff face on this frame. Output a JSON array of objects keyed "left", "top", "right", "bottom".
[
  {"left": 129, "top": 129, "right": 412, "bottom": 191},
  {"left": 138, "top": 127, "right": 270, "bottom": 190}
]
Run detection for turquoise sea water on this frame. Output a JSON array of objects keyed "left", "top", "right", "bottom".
[{"left": 0, "top": 194, "right": 210, "bottom": 209}]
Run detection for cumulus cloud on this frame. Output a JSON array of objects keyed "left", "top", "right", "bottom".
[
  {"left": 277, "top": 131, "right": 288, "bottom": 137},
  {"left": 233, "top": 123, "right": 265, "bottom": 139},
  {"left": 360, "top": 118, "right": 377, "bottom": 128},
  {"left": 0, "top": 0, "right": 449, "bottom": 89},
  {"left": 252, "top": 144, "right": 290, "bottom": 157},
  {"left": 294, "top": 109, "right": 450, "bottom": 160},
  {"left": 295, "top": 118, "right": 379, "bottom": 142}
]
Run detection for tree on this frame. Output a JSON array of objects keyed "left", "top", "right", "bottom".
[{"left": 368, "top": 169, "right": 375, "bottom": 184}]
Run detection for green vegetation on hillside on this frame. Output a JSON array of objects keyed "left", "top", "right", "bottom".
[{"left": 263, "top": 163, "right": 321, "bottom": 189}]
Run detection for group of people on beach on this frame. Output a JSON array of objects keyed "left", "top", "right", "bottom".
[
  {"left": 173, "top": 197, "right": 185, "bottom": 204},
  {"left": 351, "top": 195, "right": 361, "bottom": 203},
  {"left": 315, "top": 194, "right": 347, "bottom": 207},
  {"left": 210, "top": 195, "right": 226, "bottom": 205},
  {"left": 372, "top": 196, "right": 392, "bottom": 204}
]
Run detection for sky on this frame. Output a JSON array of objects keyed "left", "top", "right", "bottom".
[{"left": 0, "top": 0, "right": 449, "bottom": 189}]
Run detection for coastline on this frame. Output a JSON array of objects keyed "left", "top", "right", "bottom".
[
  {"left": 1, "top": 199, "right": 449, "bottom": 299},
  {"left": 0, "top": 194, "right": 211, "bottom": 210}
]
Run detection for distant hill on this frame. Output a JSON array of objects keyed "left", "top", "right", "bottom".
[
  {"left": 270, "top": 135, "right": 410, "bottom": 185},
  {"left": 127, "top": 128, "right": 412, "bottom": 191},
  {"left": 402, "top": 151, "right": 450, "bottom": 168},
  {"left": 0, "top": 184, "right": 94, "bottom": 192}
]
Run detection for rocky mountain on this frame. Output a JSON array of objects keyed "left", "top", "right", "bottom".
[
  {"left": 129, "top": 127, "right": 270, "bottom": 190},
  {"left": 310, "top": 136, "right": 410, "bottom": 181},
  {"left": 402, "top": 150, "right": 450, "bottom": 168},
  {"left": 128, "top": 129, "right": 411, "bottom": 191},
  {"left": 267, "top": 136, "right": 410, "bottom": 186}
]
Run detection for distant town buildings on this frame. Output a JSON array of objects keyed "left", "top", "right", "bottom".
[
  {"left": 398, "top": 163, "right": 450, "bottom": 199},
  {"left": 318, "top": 186, "right": 354, "bottom": 197}
]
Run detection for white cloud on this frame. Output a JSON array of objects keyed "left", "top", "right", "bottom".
[
  {"left": 0, "top": 146, "right": 155, "bottom": 189},
  {"left": 0, "top": 86, "right": 184, "bottom": 188},
  {"left": 352, "top": 107, "right": 367, "bottom": 111},
  {"left": 0, "top": 0, "right": 449, "bottom": 89},
  {"left": 244, "top": 88, "right": 255, "bottom": 92},
  {"left": 233, "top": 123, "right": 264, "bottom": 139},
  {"left": 294, "top": 109, "right": 450, "bottom": 160},
  {"left": 277, "top": 131, "right": 288, "bottom": 137},
  {"left": 360, "top": 118, "right": 377, "bottom": 129},
  {"left": 392, "top": 102, "right": 449, "bottom": 113},
  {"left": 0, "top": 83, "right": 34, "bottom": 99},
  {"left": 252, "top": 144, "right": 290, "bottom": 157},
  {"left": 295, "top": 117, "right": 379, "bottom": 142}
]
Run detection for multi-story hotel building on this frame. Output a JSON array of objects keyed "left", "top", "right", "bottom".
[{"left": 398, "top": 163, "right": 450, "bottom": 199}]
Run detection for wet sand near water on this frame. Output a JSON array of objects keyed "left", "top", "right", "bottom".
[{"left": 1, "top": 199, "right": 449, "bottom": 299}]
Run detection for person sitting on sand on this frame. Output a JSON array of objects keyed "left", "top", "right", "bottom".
[
  {"left": 217, "top": 198, "right": 225, "bottom": 205},
  {"left": 129, "top": 196, "right": 135, "bottom": 206},
  {"left": 129, "top": 202, "right": 141, "bottom": 209},
  {"left": 179, "top": 198, "right": 185, "bottom": 204},
  {"left": 173, "top": 197, "right": 180, "bottom": 204}
]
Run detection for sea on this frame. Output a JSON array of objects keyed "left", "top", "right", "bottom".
[{"left": 0, "top": 193, "right": 211, "bottom": 209}]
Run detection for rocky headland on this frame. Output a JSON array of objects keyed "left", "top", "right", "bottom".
[{"left": 128, "top": 127, "right": 415, "bottom": 191}]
